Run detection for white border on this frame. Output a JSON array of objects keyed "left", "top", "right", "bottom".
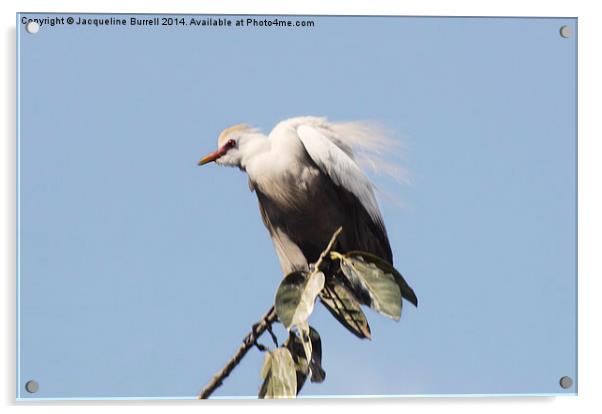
[{"left": 3, "top": 1, "right": 601, "bottom": 414}]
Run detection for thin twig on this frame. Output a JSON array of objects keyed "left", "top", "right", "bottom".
[
  {"left": 315, "top": 226, "right": 343, "bottom": 271},
  {"left": 266, "top": 323, "right": 279, "bottom": 347},
  {"left": 196, "top": 227, "right": 343, "bottom": 399}
]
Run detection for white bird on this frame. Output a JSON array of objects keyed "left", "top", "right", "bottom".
[{"left": 198, "top": 116, "right": 396, "bottom": 275}]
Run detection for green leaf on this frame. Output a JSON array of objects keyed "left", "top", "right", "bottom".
[
  {"left": 338, "top": 254, "right": 402, "bottom": 320},
  {"left": 319, "top": 277, "right": 372, "bottom": 339},
  {"left": 347, "top": 251, "right": 418, "bottom": 307},
  {"left": 284, "top": 326, "right": 326, "bottom": 394},
  {"left": 307, "top": 327, "right": 325, "bottom": 383},
  {"left": 296, "top": 321, "right": 313, "bottom": 365},
  {"left": 283, "top": 331, "right": 309, "bottom": 394},
  {"left": 275, "top": 271, "right": 325, "bottom": 329},
  {"left": 258, "top": 348, "right": 297, "bottom": 399}
]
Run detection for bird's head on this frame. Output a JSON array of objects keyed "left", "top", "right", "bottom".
[{"left": 198, "top": 124, "right": 253, "bottom": 168}]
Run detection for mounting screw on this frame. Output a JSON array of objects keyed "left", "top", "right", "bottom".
[
  {"left": 559, "top": 376, "right": 573, "bottom": 389},
  {"left": 25, "top": 380, "right": 39, "bottom": 393},
  {"left": 25, "top": 21, "right": 40, "bottom": 34},
  {"left": 559, "top": 25, "right": 572, "bottom": 38}
]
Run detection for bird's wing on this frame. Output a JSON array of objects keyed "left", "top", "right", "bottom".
[
  {"left": 295, "top": 124, "right": 384, "bottom": 228},
  {"left": 255, "top": 189, "right": 309, "bottom": 275}
]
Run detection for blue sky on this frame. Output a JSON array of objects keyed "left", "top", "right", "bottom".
[{"left": 17, "top": 14, "right": 576, "bottom": 399}]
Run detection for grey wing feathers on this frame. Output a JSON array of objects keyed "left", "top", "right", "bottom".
[{"left": 255, "top": 190, "right": 309, "bottom": 274}]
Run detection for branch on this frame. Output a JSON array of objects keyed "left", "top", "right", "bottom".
[
  {"left": 197, "top": 306, "right": 278, "bottom": 399},
  {"left": 196, "top": 227, "right": 343, "bottom": 399}
]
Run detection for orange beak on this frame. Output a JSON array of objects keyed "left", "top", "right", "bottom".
[
  {"left": 198, "top": 143, "right": 231, "bottom": 165},
  {"left": 199, "top": 141, "right": 235, "bottom": 166},
  {"left": 198, "top": 150, "right": 222, "bottom": 166}
]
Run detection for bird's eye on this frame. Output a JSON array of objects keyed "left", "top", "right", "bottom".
[{"left": 227, "top": 139, "right": 236, "bottom": 148}]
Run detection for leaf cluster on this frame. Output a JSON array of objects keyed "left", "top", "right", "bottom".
[{"left": 260, "top": 230, "right": 417, "bottom": 398}]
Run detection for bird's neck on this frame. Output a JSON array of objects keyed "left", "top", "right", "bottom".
[{"left": 239, "top": 133, "right": 270, "bottom": 171}]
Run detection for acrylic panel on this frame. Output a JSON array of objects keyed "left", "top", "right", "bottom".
[{"left": 16, "top": 13, "right": 577, "bottom": 400}]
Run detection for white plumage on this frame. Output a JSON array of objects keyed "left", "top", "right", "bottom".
[{"left": 199, "top": 116, "right": 399, "bottom": 275}]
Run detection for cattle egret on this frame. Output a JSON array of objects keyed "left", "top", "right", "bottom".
[{"left": 199, "top": 116, "right": 397, "bottom": 274}]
